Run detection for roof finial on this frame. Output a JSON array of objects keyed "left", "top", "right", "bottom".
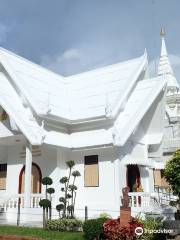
[{"left": 160, "top": 27, "right": 166, "bottom": 38}]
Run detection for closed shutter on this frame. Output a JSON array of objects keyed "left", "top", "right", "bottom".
[
  {"left": 154, "top": 169, "right": 169, "bottom": 187},
  {"left": 154, "top": 170, "right": 162, "bottom": 186},
  {"left": 84, "top": 155, "right": 99, "bottom": 187},
  {"left": 0, "top": 164, "right": 7, "bottom": 190},
  {"left": 161, "top": 170, "right": 169, "bottom": 187}
]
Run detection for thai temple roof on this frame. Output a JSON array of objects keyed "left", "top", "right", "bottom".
[{"left": 0, "top": 47, "right": 166, "bottom": 147}]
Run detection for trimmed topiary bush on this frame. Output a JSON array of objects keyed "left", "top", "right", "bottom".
[
  {"left": 58, "top": 161, "right": 81, "bottom": 218},
  {"left": 47, "top": 187, "right": 55, "bottom": 195},
  {"left": 46, "top": 218, "right": 83, "bottom": 231},
  {"left": 39, "top": 199, "right": 51, "bottom": 209},
  {"left": 83, "top": 217, "right": 108, "bottom": 240},
  {"left": 42, "top": 177, "right": 53, "bottom": 186},
  {"left": 39, "top": 199, "right": 51, "bottom": 228},
  {"left": 56, "top": 204, "right": 64, "bottom": 218}
]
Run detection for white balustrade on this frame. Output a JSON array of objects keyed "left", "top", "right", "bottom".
[
  {"left": 128, "top": 192, "right": 151, "bottom": 208},
  {"left": 163, "top": 139, "right": 180, "bottom": 151},
  {"left": 1, "top": 194, "right": 44, "bottom": 210},
  {"left": 30, "top": 194, "right": 44, "bottom": 208}
]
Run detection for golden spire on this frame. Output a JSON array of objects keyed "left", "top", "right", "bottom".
[{"left": 160, "top": 27, "right": 166, "bottom": 38}]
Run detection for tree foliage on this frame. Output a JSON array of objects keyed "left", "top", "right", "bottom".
[{"left": 164, "top": 149, "right": 180, "bottom": 197}]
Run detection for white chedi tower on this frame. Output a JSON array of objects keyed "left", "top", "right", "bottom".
[
  {"left": 151, "top": 30, "right": 180, "bottom": 191},
  {"left": 158, "top": 28, "right": 180, "bottom": 120}
]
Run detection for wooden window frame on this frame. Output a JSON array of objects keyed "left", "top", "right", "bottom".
[
  {"left": 84, "top": 155, "right": 99, "bottom": 187},
  {"left": 0, "top": 163, "right": 7, "bottom": 190}
]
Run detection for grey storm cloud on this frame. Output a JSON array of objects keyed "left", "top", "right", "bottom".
[{"left": 0, "top": 0, "right": 180, "bottom": 79}]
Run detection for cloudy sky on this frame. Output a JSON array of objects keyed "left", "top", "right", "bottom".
[{"left": 0, "top": 0, "right": 180, "bottom": 79}]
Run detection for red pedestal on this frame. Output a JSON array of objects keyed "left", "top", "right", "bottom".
[{"left": 120, "top": 207, "right": 131, "bottom": 227}]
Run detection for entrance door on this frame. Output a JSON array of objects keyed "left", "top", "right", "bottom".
[
  {"left": 127, "top": 165, "right": 140, "bottom": 192},
  {"left": 19, "top": 163, "right": 42, "bottom": 193}
]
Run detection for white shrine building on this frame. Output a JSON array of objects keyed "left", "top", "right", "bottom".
[{"left": 0, "top": 32, "right": 177, "bottom": 225}]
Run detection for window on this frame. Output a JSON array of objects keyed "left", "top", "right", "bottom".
[
  {"left": 0, "top": 164, "right": 7, "bottom": 190},
  {"left": 154, "top": 169, "right": 169, "bottom": 188},
  {"left": 84, "top": 155, "right": 99, "bottom": 187}
]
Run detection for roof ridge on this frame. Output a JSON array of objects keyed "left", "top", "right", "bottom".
[
  {"left": 0, "top": 47, "right": 67, "bottom": 84},
  {"left": 67, "top": 52, "right": 146, "bottom": 80}
]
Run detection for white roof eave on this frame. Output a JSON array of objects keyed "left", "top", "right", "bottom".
[
  {"left": 108, "top": 50, "right": 148, "bottom": 119},
  {"left": 114, "top": 78, "right": 167, "bottom": 147},
  {"left": 0, "top": 51, "right": 48, "bottom": 116},
  {"left": 0, "top": 72, "right": 43, "bottom": 145}
]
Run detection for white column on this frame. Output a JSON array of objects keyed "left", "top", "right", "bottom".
[
  {"left": 24, "top": 142, "right": 32, "bottom": 208},
  {"left": 140, "top": 166, "right": 150, "bottom": 192},
  {"left": 113, "top": 158, "right": 120, "bottom": 205},
  {"left": 148, "top": 168, "right": 155, "bottom": 193}
]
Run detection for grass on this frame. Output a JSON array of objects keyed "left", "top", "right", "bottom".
[{"left": 0, "top": 226, "right": 84, "bottom": 240}]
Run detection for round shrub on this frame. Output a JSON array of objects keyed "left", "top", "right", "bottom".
[
  {"left": 56, "top": 204, "right": 64, "bottom": 212},
  {"left": 39, "top": 199, "right": 51, "bottom": 209},
  {"left": 66, "top": 160, "right": 75, "bottom": 168},
  {"left": 47, "top": 187, "right": 55, "bottom": 195},
  {"left": 83, "top": 217, "right": 108, "bottom": 240},
  {"left": 72, "top": 170, "right": 81, "bottom": 177},
  {"left": 59, "top": 197, "right": 66, "bottom": 203},
  {"left": 69, "top": 185, "right": 77, "bottom": 191},
  {"left": 42, "top": 177, "right": 53, "bottom": 185},
  {"left": 60, "top": 177, "right": 68, "bottom": 184}
]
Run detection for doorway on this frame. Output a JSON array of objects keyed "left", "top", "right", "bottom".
[
  {"left": 19, "top": 163, "right": 42, "bottom": 193},
  {"left": 127, "top": 164, "right": 141, "bottom": 192}
]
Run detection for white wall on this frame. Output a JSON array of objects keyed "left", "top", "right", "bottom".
[
  {"left": 5, "top": 144, "right": 58, "bottom": 196},
  {"left": 6, "top": 145, "right": 23, "bottom": 195},
  {"left": 3, "top": 139, "right": 156, "bottom": 219},
  {"left": 56, "top": 146, "right": 120, "bottom": 218}
]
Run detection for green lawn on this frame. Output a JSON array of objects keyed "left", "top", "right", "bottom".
[{"left": 0, "top": 226, "right": 84, "bottom": 240}]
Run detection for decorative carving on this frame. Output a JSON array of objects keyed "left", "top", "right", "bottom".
[
  {"left": 137, "top": 183, "right": 144, "bottom": 192},
  {"left": 160, "top": 27, "right": 166, "bottom": 37},
  {"left": 20, "top": 145, "right": 42, "bottom": 158},
  {"left": 120, "top": 187, "right": 131, "bottom": 226},
  {"left": 121, "top": 187, "right": 130, "bottom": 208}
]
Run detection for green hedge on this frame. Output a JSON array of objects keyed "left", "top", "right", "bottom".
[
  {"left": 47, "top": 218, "right": 83, "bottom": 232},
  {"left": 83, "top": 217, "right": 108, "bottom": 240}
]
